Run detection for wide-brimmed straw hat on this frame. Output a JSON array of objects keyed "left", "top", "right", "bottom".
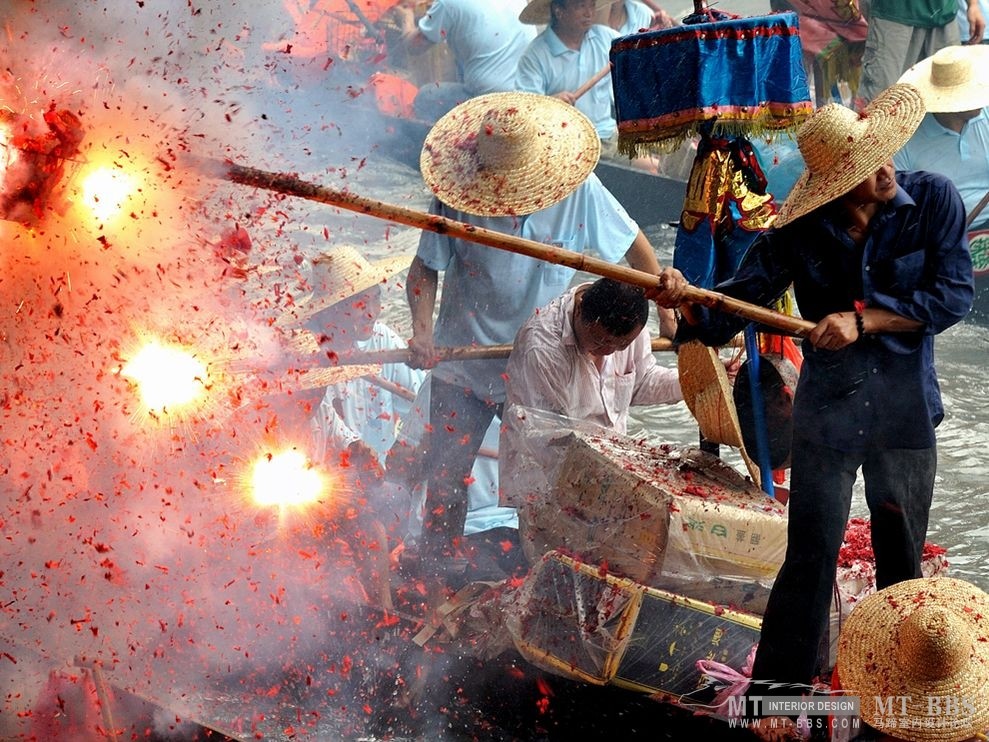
[
  {"left": 837, "top": 577, "right": 989, "bottom": 742},
  {"left": 519, "top": 0, "right": 613, "bottom": 25},
  {"left": 898, "top": 44, "right": 989, "bottom": 113},
  {"left": 775, "top": 83, "right": 926, "bottom": 227},
  {"left": 420, "top": 91, "right": 600, "bottom": 217},
  {"left": 677, "top": 340, "right": 760, "bottom": 484},
  {"left": 276, "top": 245, "right": 412, "bottom": 327}
]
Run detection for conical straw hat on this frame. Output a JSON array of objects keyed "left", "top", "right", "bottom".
[
  {"left": 775, "top": 83, "right": 925, "bottom": 227},
  {"left": 898, "top": 44, "right": 989, "bottom": 113},
  {"left": 274, "top": 245, "right": 412, "bottom": 327},
  {"left": 837, "top": 577, "right": 989, "bottom": 742},
  {"left": 420, "top": 91, "right": 600, "bottom": 217},
  {"left": 519, "top": 0, "right": 613, "bottom": 24},
  {"left": 677, "top": 340, "right": 760, "bottom": 484}
]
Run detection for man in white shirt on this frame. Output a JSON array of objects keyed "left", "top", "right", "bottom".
[
  {"left": 501, "top": 277, "right": 683, "bottom": 512},
  {"left": 394, "top": 0, "right": 536, "bottom": 121}
]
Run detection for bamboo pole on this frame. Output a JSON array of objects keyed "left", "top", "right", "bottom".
[
  {"left": 966, "top": 190, "right": 989, "bottom": 230},
  {"left": 319, "top": 336, "right": 676, "bottom": 367},
  {"left": 573, "top": 63, "right": 611, "bottom": 101},
  {"left": 364, "top": 376, "right": 498, "bottom": 459},
  {"left": 209, "top": 160, "right": 815, "bottom": 337}
]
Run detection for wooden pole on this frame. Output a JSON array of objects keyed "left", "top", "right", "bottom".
[
  {"left": 315, "top": 337, "right": 676, "bottom": 367},
  {"left": 211, "top": 161, "right": 815, "bottom": 337},
  {"left": 91, "top": 665, "right": 119, "bottom": 741},
  {"left": 966, "top": 190, "right": 989, "bottom": 230},
  {"left": 573, "top": 63, "right": 611, "bottom": 101}
]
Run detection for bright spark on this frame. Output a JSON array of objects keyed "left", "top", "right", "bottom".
[
  {"left": 80, "top": 165, "right": 135, "bottom": 221},
  {"left": 0, "top": 122, "right": 15, "bottom": 183},
  {"left": 251, "top": 449, "right": 325, "bottom": 508},
  {"left": 121, "top": 341, "right": 208, "bottom": 414}
]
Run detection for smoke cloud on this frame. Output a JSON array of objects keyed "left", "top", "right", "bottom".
[{"left": 1, "top": 1, "right": 421, "bottom": 738}]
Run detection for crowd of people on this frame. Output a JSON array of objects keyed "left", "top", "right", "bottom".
[
  {"left": 389, "top": 0, "right": 672, "bottom": 143},
  {"left": 259, "top": 0, "right": 989, "bottom": 740}
]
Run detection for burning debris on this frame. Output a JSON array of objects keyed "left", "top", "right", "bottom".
[
  {"left": 0, "top": 1, "right": 427, "bottom": 737},
  {"left": 0, "top": 103, "right": 84, "bottom": 224}
]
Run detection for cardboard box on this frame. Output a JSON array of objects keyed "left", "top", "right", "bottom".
[
  {"left": 664, "top": 487, "right": 788, "bottom": 582},
  {"left": 505, "top": 551, "right": 762, "bottom": 701},
  {"left": 521, "top": 432, "right": 675, "bottom": 583},
  {"left": 522, "top": 432, "right": 787, "bottom": 587}
]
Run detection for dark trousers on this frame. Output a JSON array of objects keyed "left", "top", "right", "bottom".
[
  {"left": 750, "top": 437, "right": 936, "bottom": 695},
  {"left": 419, "top": 376, "right": 502, "bottom": 564}
]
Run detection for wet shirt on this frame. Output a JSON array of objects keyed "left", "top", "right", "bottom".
[
  {"left": 416, "top": 173, "right": 638, "bottom": 402},
  {"left": 895, "top": 111, "right": 989, "bottom": 231},
  {"left": 680, "top": 171, "right": 973, "bottom": 451},
  {"left": 417, "top": 0, "right": 536, "bottom": 95},
  {"left": 515, "top": 24, "right": 620, "bottom": 139},
  {"left": 506, "top": 284, "right": 682, "bottom": 433}
]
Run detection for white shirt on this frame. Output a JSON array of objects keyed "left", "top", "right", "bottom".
[
  {"left": 418, "top": 0, "right": 536, "bottom": 96},
  {"left": 505, "top": 283, "right": 681, "bottom": 429},
  {"left": 310, "top": 322, "right": 426, "bottom": 465},
  {"left": 500, "top": 284, "right": 682, "bottom": 505}
]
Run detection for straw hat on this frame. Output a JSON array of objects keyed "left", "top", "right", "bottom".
[
  {"left": 775, "top": 83, "right": 926, "bottom": 227},
  {"left": 837, "top": 577, "right": 989, "bottom": 742},
  {"left": 420, "top": 91, "right": 600, "bottom": 217},
  {"left": 246, "top": 331, "right": 381, "bottom": 392},
  {"left": 519, "top": 0, "right": 613, "bottom": 25},
  {"left": 898, "top": 45, "right": 989, "bottom": 113},
  {"left": 677, "top": 340, "right": 760, "bottom": 484},
  {"left": 276, "top": 245, "right": 412, "bottom": 326}
]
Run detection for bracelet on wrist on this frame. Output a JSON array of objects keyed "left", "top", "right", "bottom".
[{"left": 853, "top": 300, "right": 866, "bottom": 338}]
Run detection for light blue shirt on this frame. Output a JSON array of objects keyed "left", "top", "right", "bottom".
[
  {"left": 418, "top": 0, "right": 536, "bottom": 95},
  {"left": 416, "top": 172, "right": 638, "bottom": 401},
  {"left": 957, "top": 0, "right": 989, "bottom": 41},
  {"left": 894, "top": 110, "right": 989, "bottom": 231},
  {"left": 400, "top": 377, "right": 518, "bottom": 537},
  {"left": 515, "top": 24, "right": 620, "bottom": 139},
  {"left": 617, "top": 0, "right": 654, "bottom": 35}
]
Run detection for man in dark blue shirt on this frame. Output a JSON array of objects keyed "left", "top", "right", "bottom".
[{"left": 676, "top": 83, "right": 974, "bottom": 739}]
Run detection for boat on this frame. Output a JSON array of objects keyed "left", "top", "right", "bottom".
[{"left": 66, "top": 435, "right": 942, "bottom": 740}]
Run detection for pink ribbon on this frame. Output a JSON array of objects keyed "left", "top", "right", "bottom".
[{"left": 694, "top": 643, "right": 757, "bottom": 716}]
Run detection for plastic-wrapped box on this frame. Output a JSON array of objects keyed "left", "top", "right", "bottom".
[
  {"left": 503, "top": 551, "right": 762, "bottom": 700},
  {"left": 521, "top": 430, "right": 787, "bottom": 588}
]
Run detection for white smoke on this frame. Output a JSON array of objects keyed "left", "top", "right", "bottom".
[{"left": 0, "top": 1, "right": 414, "bottom": 738}]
